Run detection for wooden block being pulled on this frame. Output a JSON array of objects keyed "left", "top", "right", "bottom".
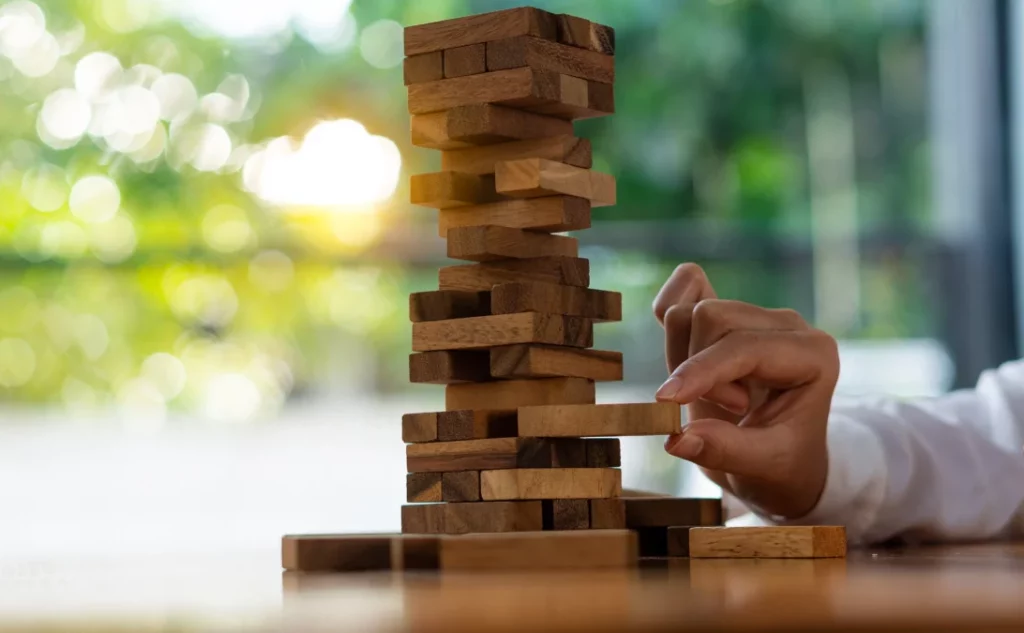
[
  {"left": 409, "top": 350, "right": 491, "bottom": 384},
  {"left": 439, "top": 529, "right": 636, "bottom": 571},
  {"left": 439, "top": 196, "right": 590, "bottom": 237},
  {"left": 447, "top": 225, "right": 578, "bottom": 262},
  {"left": 407, "top": 472, "right": 442, "bottom": 502},
  {"left": 442, "top": 471, "right": 480, "bottom": 501},
  {"left": 410, "top": 171, "right": 501, "bottom": 209},
  {"left": 517, "top": 403, "right": 681, "bottom": 437},
  {"left": 411, "top": 104, "right": 573, "bottom": 150},
  {"left": 556, "top": 14, "right": 615, "bottom": 54},
  {"left": 590, "top": 498, "right": 626, "bottom": 529},
  {"left": 410, "top": 289, "right": 490, "bottom": 323},
  {"left": 447, "top": 377, "right": 595, "bottom": 410},
  {"left": 403, "top": 409, "right": 519, "bottom": 443},
  {"left": 281, "top": 534, "right": 392, "bottom": 571},
  {"left": 439, "top": 256, "right": 590, "bottom": 291},
  {"left": 407, "top": 437, "right": 593, "bottom": 473},
  {"left": 624, "top": 498, "right": 723, "bottom": 528},
  {"left": 404, "top": 52, "right": 443, "bottom": 85},
  {"left": 496, "top": 158, "right": 615, "bottom": 207},
  {"left": 444, "top": 501, "right": 544, "bottom": 535},
  {"left": 442, "top": 136, "right": 591, "bottom": 175},
  {"left": 542, "top": 499, "right": 590, "bottom": 530},
  {"left": 404, "top": 7, "right": 556, "bottom": 56},
  {"left": 486, "top": 36, "right": 614, "bottom": 84},
  {"left": 490, "top": 344, "right": 622, "bottom": 381},
  {"left": 481, "top": 468, "right": 621, "bottom": 500},
  {"left": 444, "top": 43, "right": 485, "bottom": 78},
  {"left": 688, "top": 526, "right": 847, "bottom": 559},
  {"left": 412, "top": 313, "right": 592, "bottom": 352},
  {"left": 491, "top": 281, "right": 621, "bottom": 322}
]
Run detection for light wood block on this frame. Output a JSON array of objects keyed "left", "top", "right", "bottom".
[
  {"left": 409, "top": 289, "right": 490, "bottom": 323},
  {"left": 441, "top": 135, "right": 591, "bottom": 175},
  {"left": 401, "top": 503, "right": 447, "bottom": 534},
  {"left": 404, "top": 51, "right": 444, "bottom": 85},
  {"left": 281, "top": 534, "right": 392, "bottom": 572},
  {"left": 412, "top": 313, "right": 592, "bottom": 352},
  {"left": 623, "top": 498, "right": 723, "bottom": 528},
  {"left": 491, "top": 281, "right": 621, "bottom": 321},
  {"left": 402, "top": 412, "right": 438, "bottom": 443},
  {"left": 411, "top": 104, "right": 573, "bottom": 150},
  {"left": 586, "top": 438, "right": 621, "bottom": 468},
  {"left": 688, "top": 526, "right": 847, "bottom": 559},
  {"left": 407, "top": 437, "right": 594, "bottom": 473},
  {"left": 438, "top": 196, "right": 591, "bottom": 237},
  {"left": 404, "top": 7, "right": 556, "bottom": 56},
  {"left": 496, "top": 158, "right": 615, "bottom": 207},
  {"left": 444, "top": 43, "right": 485, "bottom": 78},
  {"left": 447, "top": 225, "right": 578, "bottom": 262},
  {"left": 407, "top": 472, "right": 442, "bottom": 502},
  {"left": 517, "top": 403, "right": 681, "bottom": 437},
  {"left": 481, "top": 468, "right": 621, "bottom": 500},
  {"left": 590, "top": 498, "right": 626, "bottom": 529},
  {"left": 486, "top": 36, "right": 614, "bottom": 84},
  {"left": 447, "top": 377, "right": 595, "bottom": 411},
  {"left": 543, "top": 499, "right": 590, "bottom": 530},
  {"left": 556, "top": 14, "right": 615, "bottom": 54},
  {"left": 490, "top": 344, "right": 622, "bottom": 381},
  {"left": 443, "top": 501, "right": 544, "bottom": 534},
  {"left": 410, "top": 171, "right": 501, "bottom": 209},
  {"left": 442, "top": 471, "right": 480, "bottom": 501},
  {"left": 531, "top": 75, "right": 614, "bottom": 120},
  {"left": 438, "top": 530, "right": 636, "bottom": 570},
  {"left": 403, "top": 409, "right": 519, "bottom": 443},
  {"left": 409, "top": 350, "right": 491, "bottom": 384},
  {"left": 439, "top": 256, "right": 590, "bottom": 291}
]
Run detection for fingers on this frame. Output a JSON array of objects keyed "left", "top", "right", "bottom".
[
  {"left": 652, "top": 263, "right": 715, "bottom": 326},
  {"left": 688, "top": 299, "right": 807, "bottom": 360},
  {"left": 665, "top": 418, "right": 796, "bottom": 479}
]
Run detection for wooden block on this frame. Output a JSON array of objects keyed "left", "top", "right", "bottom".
[
  {"left": 410, "top": 289, "right": 490, "bottom": 323},
  {"left": 447, "top": 377, "right": 595, "bottom": 410},
  {"left": 407, "top": 437, "right": 592, "bottom": 473},
  {"left": 402, "top": 503, "right": 447, "bottom": 534},
  {"left": 390, "top": 535, "right": 442, "bottom": 570},
  {"left": 281, "top": 534, "right": 392, "bottom": 571},
  {"left": 411, "top": 104, "right": 573, "bottom": 150},
  {"left": 624, "top": 498, "right": 723, "bottom": 528},
  {"left": 412, "top": 313, "right": 592, "bottom": 352},
  {"left": 542, "top": 499, "right": 590, "bottom": 530},
  {"left": 689, "top": 526, "right": 847, "bottom": 559},
  {"left": 443, "top": 43, "right": 485, "bottom": 78},
  {"left": 438, "top": 530, "right": 636, "bottom": 571},
  {"left": 496, "top": 158, "right": 615, "bottom": 207},
  {"left": 556, "top": 14, "right": 615, "bottom": 55},
  {"left": 635, "top": 527, "right": 669, "bottom": 557},
  {"left": 404, "top": 7, "right": 557, "bottom": 56},
  {"left": 531, "top": 75, "right": 614, "bottom": 120},
  {"left": 410, "top": 171, "right": 501, "bottom": 209},
  {"left": 409, "top": 350, "right": 490, "bottom": 384},
  {"left": 438, "top": 409, "right": 518, "bottom": 441},
  {"left": 442, "top": 471, "right": 480, "bottom": 501},
  {"left": 486, "top": 36, "right": 614, "bottom": 84},
  {"left": 586, "top": 438, "right": 621, "bottom": 468},
  {"left": 481, "top": 468, "right": 621, "bottom": 500},
  {"left": 439, "top": 256, "right": 590, "bottom": 291},
  {"left": 490, "top": 345, "right": 622, "bottom": 381},
  {"left": 441, "top": 135, "right": 591, "bottom": 175},
  {"left": 587, "top": 79, "right": 614, "bottom": 114},
  {"left": 407, "top": 472, "right": 442, "bottom": 502},
  {"left": 447, "top": 225, "right": 578, "bottom": 262},
  {"left": 667, "top": 526, "right": 692, "bottom": 557},
  {"left": 517, "top": 403, "right": 682, "bottom": 437},
  {"left": 404, "top": 51, "right": 443, "bottom": 85},
  {"left": 439, "top": 196, "right": 591, "bottom": 237},
  {"left": 589, "top": 498, "right": 626, "bottom": 529},
  {"left": 402, "top": 412, "right": 438, "bottom": 443},
  {"left": 443, "top": 500, "right": 544, "bottom": 534},
  {"left": 491, "top": 281, "right": 621, "bottom": 322}
]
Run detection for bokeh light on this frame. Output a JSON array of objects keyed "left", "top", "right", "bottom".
[
  {"left": 358, "top": 19, "right": 403, "bottom": 69},
  {"left": 69, "top": 175, "right": 121, "bottom": 223}
]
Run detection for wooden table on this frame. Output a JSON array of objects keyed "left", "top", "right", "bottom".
[{"left": 6, "top": 544, "right": 1024, "bottom": 632}]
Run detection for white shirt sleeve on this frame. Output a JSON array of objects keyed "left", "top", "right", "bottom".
[{"left": 747, "top": 359, "right": 1024, "bottom": 545}]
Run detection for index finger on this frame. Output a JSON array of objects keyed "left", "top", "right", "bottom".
[{"left": 652, "top": 263, "right": 716, "bottom": 325}]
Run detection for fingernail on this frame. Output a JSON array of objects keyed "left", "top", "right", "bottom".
[
  {"left": 656, "top": 377, "right": 683, "bottom": 401},
  {"left": 664, "top": 433, "right": 683, "bottom": 451},
  {"left": 668, "top": 434, "right": 704, "bottom": 459}
]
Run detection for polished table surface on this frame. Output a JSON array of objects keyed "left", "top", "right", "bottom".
[{"left": 6, "top": 543, "right": 1024, "bottom": 632}]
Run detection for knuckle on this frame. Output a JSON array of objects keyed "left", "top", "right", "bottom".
[
  {"left": 673, "top": 262, "right": 707, "bottom": 283},
  {"left": 771, "top": 307, "right": 807, "bottom": 329},
  {"left": 808, "top": 329, "right": 841, "bottom": 377},
  {"left": 662, "top": 303, "right": 690, "bottom": 331},
  {"left": 691, "top": 298, "right": 725, "bottom": 330}
]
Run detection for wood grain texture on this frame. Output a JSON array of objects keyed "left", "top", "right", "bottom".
[
  {"left": 490, "top": 344, "right": 622, "bottom": 381},
  {"left": 589, "top": 498, "right": 626, "bottom": 529},
  {"left": 409, "top": 350, "right": 491, "bottom": 384},
  {"left": 481, "top": 468, "right": 621, "bottom": 500},
  {"left": 447, "top": 225, "right": 578, "bottom": 262},
  {"left": 439, "top": 256, "right": 590, "bottom": 291},
  {"left": 486, "top": 35, "right": 614, "bottom": 83},
  {"left": 437, "top": 409, "right": 519, "bottom": 441},
  {"left": 623, "top": 498, "right": 723, "bottom": 528},
  {"left": 447, "top": 377, "right": 595, "bottom": 411},
  {"left": 496, "top": 158, "right": 615, "bottom": 207},
  {"left": 404, "top": 51, "right": 444, "bottom": 85},
  {"left": 688, "top": 526, "right": 847, "bottom": 559},
  {"left": 441, "top": 135, "right": 591, "bottom": 175},
  {"left": 404, "top": 7, "right": 557, "bottom": 56},
  {"left": 402, "top": 412, "right": 439, "bottom": 443},
  {"left": 586, "top": 438, "right": 621, "bottom": 468},
  {"left": 531, "top": 75, "right": 615, "bottom": 120},
  {"left": 556, "top": 14, "right": 615, "bottom": 54},
  {"left": 443, "top": 501, "right": 544, "bottom": 534},
  {"left": 517, "top": 403, "right": 681, "bottom": 437},
  {"left": 410, "top": 171, "right": 501, "bottom": 209},
  {"left": 491, "top": 281, "right": 621, "bottom": 322},
  {"left": 412, "top": 313, "right": 592, "bottom": 352},
  {"left": 543, "top": 499, "right": 590, "bottom": 530},
  {"left": 409, "top": 289, "right": 490, "bottom": 323},
  {"left": 443, "top": 43, "right": 486, "bottom": 78},
  {"left": 442, "top": 471, "right": 481, "bottom": 501},
  {"left": 407, "top": 472, "right": 442, "bottom": 503},
  {"left": 282, "top": 534, "right": 392, "bottom": 571},
  {"left": 438, "top": 196, "right": 591, "bottom": 237},
  {"left": 407, "top": 437, "right": 594, "bottom": 473},
  {"left": 411, "top": 105, "right": 573, "bottom": 150},
  {"left": 438, "top": 529, "right": 636, "bottom": 571},
  {"left": 401, "top": 503, "right": 447, "bottom": 534}
]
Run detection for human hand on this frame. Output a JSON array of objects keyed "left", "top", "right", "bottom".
[{"left": 652, "top": 263, "right": 839, "bottom": 519}]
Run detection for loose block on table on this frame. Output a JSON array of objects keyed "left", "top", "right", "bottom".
[
  {"left": 439, "top": 256, "right": 590, "bottom": 291},
  {"left": 282, "top": 534, "right": 393, "bottom": 572},
  {"left": 441, "top": 135, "right": 591, "bottom": 175},
  {"left": 404, "top": 7, "right": 557, "bottom": 56},
  {"left": 439, "top": 529, "right": 636, "bottom": 571},
  {"left": 410, "top": 171, "right": 501, "bottom": 208},
  {"left": 410, "top": 289, "right": 490, "bottom": 323},
  {"left": 517, "top": 402, "right": 681, "bottom": 437},
  {"left": 412, "top": 313, "right": 592, "bottom": 352},
  {"left": 447, "top": 376, "right": 595, "bottom": 410},
  {"left": 491, "top": 281, "right": 621, "bottom": 321},
  {"left": 406, "top": 436, "right": 599, "bottom": 473},
  {"left": 404, "top": 52, "right": 444, "bottom": 85},
  {"left": 442, "top": 471, "right": 481, "bottom": 502},
  {"left": 490, "top": 344, "right": 623, "bottom": 381},
  {"left": 447, "top": 225, "right": 578, "bottom": 262},
  {"left": 688, "top": 526, "right": 847, "bottom": 559},
  {"left": 556, "top": 14, "right": 615, "bottom": 55},
  {"left": 411, "top": 104, "right": 573, "bottom": 150},
  {"left": 486, "top": 35, "right": 614, "bottom": 84},
  {"left": 438, "top": 195, "right": 591, "bottom": 237},
  {"left": 409, "top": 350, "right": 491, "bottom": 384},
  {"left": 481, "top": 467, "right": 622, "bottom": 500},
  {"left": 402, "top": 501, "right": 544, "bottom": 535},
  {"left": 496, "top": 158, "right": 615, "bottom": 207},
  {"left": 444, "top": 43, "right": 486, "bottom": 78},
  {"left": 407, "top": 472, "right": 443, "bottom": 503},
  {"left": 623, "top": 498, "right": 723, "bottom": 528}
]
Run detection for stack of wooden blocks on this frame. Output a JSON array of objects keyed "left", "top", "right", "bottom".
[{"left": 281, "top": 6, "right": 846, "bottom": 574}]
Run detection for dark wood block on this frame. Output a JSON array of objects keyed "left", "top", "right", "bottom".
[
  {"left": 438, "top": 409, "right": 519, "bottom": 441},
  {"left": 442, "top": 470, "right": 481, "bottom": 501},
  {"left": 447, "top": 376, "right": 595, "bottom": 410},
  {"left": 439, "top": 257, "right": 590, "bottom": 291},
  {"left": 407, "top": 437, "right": 598, "bottom": 473},
  {"left": 390, "top": 535, "right": 442, "bottom": 570},
  {"left": 410, "top": 289, "right": 490, "bottom": 323},
  {"left": 401, "top": 504, "right": 446, "bottom": 534},
  {"left": 409, "top": 350, "right": 491, "bottom": 384},
  {"left": 282, "top": 534, "right": 392, "bottom": 571},
  {"left": 447, "top": 225, "right": 578, "bottom": 262},
  {"left": 490, "top": 345, "right": 622, "bottom": 381},
  {"left": 542, "top": 499, "right": 590, "bottom": 530},
  {"left": 667, "top": 526, "right": 691, "bottom": 557},
  {"left": 441, "top": 135, "right": 591, "bottom": 175},
  {"left": 405, "top": 7, "right": 557, "bottom": 56},
  {"left": 410, "top": 171, "right": 502, "bottom": 209},
  {"left": 590, "top": 498, "right": 626, "bottom": 529},
  {"left": 556, "top": 14, "right": 615, "bottom": 54},
  {"left": 491, "top": 281, "right": 621, "bottom": 321},
  {"left": 407, "top": 472, "right": 442, "bottom": 503},
  {"left": 402, "top": 412, "right": 438, "bottom": 443},
  {"left": 586, "top": 438, "right": 621, "bottom": 467},
  {"left": 411, "top": 105, "right": 573, "bottom": 150},
  {"left": 438, "top": 196, "right": 591, "bottom": 237},
  {"left": 444, "top": 43, "right": 486, "bottom": 78},
  {"left": 443, "top": 500, "right": 544, "bottom": 534},
  {"left": 404, "top": 51, "right": 443, "bottom": 85},
  {"left": 413, "top": 313, "right": 592, "bottom": 352},
  {"left": 486, "top": 35, "right": 613, "bottom": 83},
  {"left": 635, "top": 527, "right": 669, "bottom": 557},
  {"left": 623, "top": 498, "right": 723, "bottom": 528}
]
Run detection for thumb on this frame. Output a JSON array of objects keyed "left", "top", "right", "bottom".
[{"left": 664, "top": 418, "right": 791, "bottom": 479}]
